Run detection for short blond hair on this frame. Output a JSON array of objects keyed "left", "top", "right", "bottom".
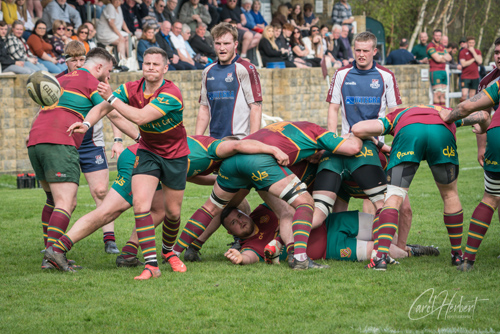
[
  {"left": 211, "top": 22, "right": 238, "bottom": 42},
  {"left": 354, "top": 31, "right": 377, "bottom": 48},
  {"left": 64, "top": 40, "right": 87, "bottom": 58}
]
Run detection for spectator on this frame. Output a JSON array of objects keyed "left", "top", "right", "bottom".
[
  {"left": 302, "top": 25, "right": 322, "bottom": 66},
  {"left": 169, "top": 20, "right": 203, "bottom": 69},
  {"left": 139, "top": 0, "right": 159, "bottom": 30},
  {"left": 411, "top": 31, "right": 429, "bottom": 64},
  {"left": 427, "top": 29, "right": 451, "bottom": 106},
  {"left": 249, "top": 0, "right": 266, "bottom": 28},
  {"left": 303, "top": 3, "right": 318, "bottom": 27},
  {"left": 279, "top": 22, "right": 307, "bottom": 68},
  {"left": 274, "top": 24, "right": 285, "bottom": 48},
  {"left": 121, "top": 0, "right": 148, "bottom": 37},
  {"left": 220, "top": 0, "right": 260, "bottom": 58},
  {"left": 241, "top": 0, "right": 262, "bottom": 34},
  {"left": 291, "top": 27, "right": 318, "bottom": 67},
  {"left": 339, "top": 24, "right": 353, "bottom": 59},
  {"left": 290, "top": 4, "right": 307, "bottom": 36},
  {"left": 459, "top": 36, "right": 483, "bottom": 101},
  {"left": 331, "top": 0, "right": 354, "bottom": 31},
  {"left": 84, "top": 21, "right": 97, "bottom": 49},
  {"left": 49, "top": 19, "right": 67, "bottom": 58},
  {"left": 26, "top": 0, "right": 42, "bottom": 19},
  {"left": 155, "top": 19, "right": 195, "bottom": 70},
  {"left": 179, "top": 0, "right": 211, "bottom": 33},
  {"left": 16, "top": 0, "right": 34, "bottom": 39},
  {"left": 96, "top": 0, "right": 131, "bottom": 62},
  {"left": 270, "top": 4, "right": 288, "bottom": 27},
  {"left": 162, "top": 0, "right": 177, "bottom": 24},
  {"left": 137, "top": 23, "right": 158, "bottom": 69},
  {"left": 459, "top": 36, "right": 467, "bottom": 52},
  {"left": 27, "top": 19, "right": 67, "bottom": 73},
  {"left": 0, "top": 20, "right": 35, "bottom": 74},
  {"left": 7, "top": 20, "right": 46, "bottom": 71},
  {"left": 445, "top": 42, "right": 461, "bottom": 70},
  {"left": 71, "top": 24, "right": 90, "bottom": 53},
  {"left": 182, "top": 23, "right": 209, "bottom": 65},
  {"left": 65, "top": 21, "right": 74, "bottom": 38},
  {"left": 2, "top": 0, "right": 18, "bottom": 26},
  {"left": 190, "top": 22, "right": 216, "bottom": 59},
  {"left": 41, "top": 0, "right": 81, "bottom": 32},
  {"left": 154, "top": 0, "right": 167, "bottom": 23},
  {"left": 67, "top": 0, "right": 87, "bottom": 23},
  {"left": 326, "top": 24, "right": 350, "bottom": 66},
  {"left": 385, "top": 38, "right": 416, "bottom": 65},
  {"left": 258, "top": 25, "right": 294, "bottom": 67}
]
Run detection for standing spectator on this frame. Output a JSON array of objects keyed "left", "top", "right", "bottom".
[
  {"left": 67, "top": 0, "right": 87, "bottom": 23},
  {"left": 84, "top": 21, "right": 97, "bottom": 49},
  {"left": 7, "top": 20, "right": 47, "bottom": 71},
  {"left": 331, "top": 0, "right": 354, "bottom": 31},
  {"left": 169, "top": 20, "right": 203, "bottom": 68},
  {"left": 155, "top": 19, "right": 195, "bottom": 70},
  {"left": 49, "top": 19, "right": 68, "bottom": 58},
  {"left": 41, "top": 0, "right": 81, "bottom": 32},
  {"left": 96, "top": 0, "right": 131, "bottom": 62},
  {"left": 427, "top": 29, "right": 451, "bottom": 106},
  {"left": 411, "top": 31, "right": 428, "bottom": 64},
  {"left": 190, "top": 22, "right": 215, "bottom": 59},
  {"left": 2, "top": 0, "right": 18, "bottom": 26},
  {"left": 459, "top": 37, "right": 467, "bottom": 52},
  {"left": 249, "top": 0, "right": 266, "bottom": 28},
  {"left": 258, "top": 24, "right": 294, "bottom": 67},
  {"left": 154, "top": 0, "right": 166, "bottom": 23},
  {"left": 459, "top": 36, "right": 482, "bottom": 101},
  {"left": 385, "top": 38, "right": 416, "bottom": 65},
  {"left": 121, "top": 0, "right": 148, "bottom": 37},
  {"left": 0, "top": 20, "right": 35, "bottom": 74},
  {"left": 220, "top": 0, "right": 260, "bottom": 58},
  {"left": 179, "top": 0, "right": 211, "bottom": 33},
  {"left": 445, "top": 42, "right": 461, "bottom": 70},
  {"left": 303, "top": 3, "right": 318, "bottom": 27},
  {"left": 137, "top": 23, "right": 158, "bottom": 69},
  {"left": 27, "top": 20, "right": 67, "bottom": 73},
  {"left": 326, "top": 24, "right": 350, "bottom": 66},
  {"left": 241, "top": 0, "right": 262, "bottom": 34},
  {"left": 70, "top": 24, "right": 90, "bottom": 53},
  {"left": 16, "top": 0, "right": 34, "bottom": 39},
  {"left": 270, "top": 4, "right": 288, "bottom": 27},
  {"left": 162, "top": 0, "right": 177, "bottom": 24},
  {"left": 339, "top": 24, "right": 353, "bottom": 59},
  {"left": 195, "top": 22, "right": 262, "bottom": 139}
]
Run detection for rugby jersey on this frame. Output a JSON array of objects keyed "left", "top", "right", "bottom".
[{"left": 427, "top": 41, "right": 448, "bottom": 72}]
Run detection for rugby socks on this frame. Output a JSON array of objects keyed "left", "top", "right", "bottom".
[
  {"left": 41, "top": 192, "right": 55, "bottom": 247},
  {"left": 444, "top": 209, "right": 464, "bottom": 257},
  {"left": 292, "top": 203, "right": 314, "bottom": 262},
  {"left": 135, "top": 212, "right": 158, "bottom": 267},
  {"left": 375, "top": 207, "right": 399, "bottom": 258},
  {"left": 53, "top": 234, "right": 74, "bottom": 254},
  {"left": 173, "top": 207, "right": 212, "bottom": 255},
  {"left": 162, "top": 217, "right": 181, "bottom": 254},
  {"left": 371, "top": 208, "right": 383, "bottom": 251},
  {"left": 464, "top": 202, "right": 495, "bottom": 262},
  {"left": 46, "top": 208, "right": 71, "bottom": 248},
  {"left": 191, "top": 239, "right": 205, "bottom": 252},
  {"left": 121, "top": 241, "right": 139, "bottom": 260},
  {"left": 103, "top": 232, "right": 115, "bottom": 244},
  {"left": 286, "top": 242, "right": 294, "bottom": 254}
]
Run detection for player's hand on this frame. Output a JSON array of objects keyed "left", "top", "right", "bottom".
[
  {"left": 306, "top": 150, "right": 324, "bottom": 164},
  {"left": 111, "top": 142, "right": 124, "bottom": 159},
  {"left": 97, "top": 76, "right": 113, "bottom": 101},
  {"left": 67, "top": 122, "right": 88, "bottom": 135},
  {"left": 224, "top": 249, "right": 243, "bottom": 264},
  {"left": 477, "top": 149, "right": 485, "bottom": 167},
  {"left": 273, "top": 148, "right": 289, "bottom": 166},
  {"left": 25, "top": 134, "right": 29, "bottom": 147},
  {"left": 380, "top": 143, "right": 391, "bottom": 154},
  {"left": 438, "top": 107, "right": 453, "bottom": 123}
]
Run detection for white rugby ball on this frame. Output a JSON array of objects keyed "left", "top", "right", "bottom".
[{"left": 26, "top": 71, "right": 61, "bottom": 107}]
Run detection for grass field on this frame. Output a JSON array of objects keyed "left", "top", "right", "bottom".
[{"left": 1, "top": 127, "right": 499, "bottom": 334}]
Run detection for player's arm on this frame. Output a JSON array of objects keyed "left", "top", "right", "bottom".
[
  {"left": 332, "top": 133, "right": 363, "bottom": 156},
  {"left": 439, "top": 90, "right": 494, "bottom": 123},
  {"left": 459, "top": 57, "right": 475, "bottom": 68},
  {"left": 327, "top": 103, "right": 340, "bottom": 133},
  {"left": 187, "top": 174, "right": 217, "bottom": 185},
  {"left": 476, "top": 133, "right": 486, "bottom": 167},
  {"left": 249, "top": 102, "right": 262, "bottom": 134},
  {"left": 224, "top": 249, "right": 259, "bottom": 265},
  {"left": 217, "top": 139, "right": 289, "bottom": 165},
  {"left": 351, "top": 119, "right": 384, "bottom": 138},
  {"left": 110, "top": 122, "right": 124, "bottom": 159},
  {"left": 470, "top": 49, "right": 483, "bottom": 65},
  {"left": 195, "top": 104, "right": 210, "bottom": 136},
  {"left": 68, "top": 101, "right": 115, "bottom": 135},
  {"left": 106, "top": 110, "right": 141, "bottom": 141}
]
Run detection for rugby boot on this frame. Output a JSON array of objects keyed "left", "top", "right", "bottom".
[
  {"left": 41, "top": 258, "right": 54, "bottom": 270},
  {"left": 451, "top": 252, "right": 463, "bottom": 266},
  {"left": 365, "top": 254, "right": 388, "bottom": 271},
  {"left": 457, "top": 259, "right": 474, "bottom": 272},
  {"left": 386, "top": 255, "right": 400, "bottom": 265},
  {"left": 287, "top": 248, "right": 294, "bottom": 267},
  {"left": 44, "top": 246, "right": 76, "bottom": 272},
  {"left": 134, "top": 265, "right": 161, "bottom": 280},
  {"left": 407, "top": 244, "right": 440, "bottom": 257},
  {"left": 289, "top": 256, "right": 330, "bottom": 270},
  {"left": 162, "top": 251, "right": 187, "bottom": 272},
  {"left": 116, "top": 255, "right": 144, "bottom": 267},
  {"left": 105, "top": 241, "right": 120, "bottom": 254},
  {"left": 184, "top": 246, "right": 202, "bottom": 262},
  {"left": 264, "top": 239, "right": 282, "bottom": 265}
]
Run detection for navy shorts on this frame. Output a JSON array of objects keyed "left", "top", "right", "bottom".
[{"left": 78, "top": 146, "right": 109, "bottom": 173}]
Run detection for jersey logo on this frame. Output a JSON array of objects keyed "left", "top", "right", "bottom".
[
  {"left": 442, "top": 146, "right": 455, "bottom": 158},
  {"left": 251, "top": 171, "right": 269, "bottom": 182},
  {"left": 115, "top": 87, "right": 122, "bottom": 95},
  {"left": 225, "top": 73, "right": 234, "bottom": 83},
  {"left": 156, "top": 97, "right": 170, "bottom": 105},
  {"left": 264, "top": 121, "right": 289, "bottom": 132},
  {"left": 355, "top": 147, "right": 373, "bottom": 158},
  {"left": 114, "top": 175, "right": 125, "bottom": 186},
  {"left": 485, "top": 158, "right": 498, "bottom": 166},
  {"left": 345, "top": 81, "right": 356, "bottom": 85},
  {"left": 370, "top": 79, "right": 380, "bottom": 89},
  {"left": 95, "top": 154, "right": 104, "bottom": 165},
  {"left": 260, "top": 215, "right": 270, "bottom": 224},
  {"left": 345, "top": 96, "right": 381, "bottom": 105},
  {"left": 340, "top": 247, "right": 352, "bottom": 258},
  {"left": 207, "top": 77, "right": 215, "bottom": 80},
  {"left": 396, "top": 151, "right": 414, "bottom": 159}
]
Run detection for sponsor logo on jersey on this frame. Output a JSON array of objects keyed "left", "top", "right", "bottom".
[
  {"left": 355, "top": 147, "right": 373, "bottom": 158},
  {"left": 370, "top": 79, "right": 380, "bottom": 89},
  {"left": 340, "top": 247, "right": 352, "bottom": 258},
  {"left": 225, "top": 73, "right": 234, "bottom": 83},
  {"left": 260, "top": 215, "right": 270, "bottom": 224},
  {"left": 485, "top": 158, "right": 498, "bottom": 166},
  {"left": 156, "top": 97, "right": 170, "bottom": 105},
  {"left": 95, "top": 154, "right": 104, "bottom": 165},
  {"left": 345, "top": 96, "right": 381, "bottom": 105},
  {"left": 249, "top": 65, "right": 254, "bottom": 69},
  {"left": 345, "top": 81, "right": 357, "bottom": 85},
  {"left": 208, "top": 91, "right": 235, "bottom": 100},
  {"left": 442, "top": 146, "right": 455, "bottom": 157},
  {"left": 251, "top": 170, "right": 269, "bottom": 182},
  {"left": 207, "top": 77, "right": 215, "bottom": 80},
  {"left": 396, "top": 151, "right": 414, "bottom": 159},
  {"left": 114, "top": 175, "right": 125, "bottom": 186},
  {"left": 55, "top": 172, "right": 67, "bottom": 178}
]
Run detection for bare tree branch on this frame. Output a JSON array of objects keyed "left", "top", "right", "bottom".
[
  {"left": 485, "top": 26, "right": 500, "bottom": 63},
  {"left": 427, "top": 0, "right": 442, "bottom": 25},
  {"left": 462, "top": 0, "right": 467, "bottom": 36},
  {"left": 477, "top": 0, "right": 492, "bottom": 49},
  {"left": 433, "top": 0, "right": 452, "bottom": 32},
  {"left": 409, "top": 0, "right": 428, "bottom": 50}
]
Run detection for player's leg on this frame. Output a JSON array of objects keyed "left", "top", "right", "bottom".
[
  {"left": 461, "top": 86, "right": 469, "bottom": 102},
  {"left": 350, "top": 164, "right": 387, "bottom": 211},
  {"left": 312, "top": 169, "right": 341, "bottom": 229}
]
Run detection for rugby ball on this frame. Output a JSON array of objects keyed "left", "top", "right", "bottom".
[{"left": 26, "top": 71, "right": 61, "bottom": 107}]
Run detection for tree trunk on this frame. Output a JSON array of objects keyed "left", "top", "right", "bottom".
[
  {"left": 427, "top": 0, "right": 442, "bottom": 26},
  {"left": 433, "top": 0, "right": 452, "bottom": 32},
  {"left": 462, "top": 0, "right": 467, "bottom": 36},
  {"left": 409, "top": 0, "right": 429, "bottom": 51},
  {"left": 477, "top": 0, "right": 492, "bottom": 49},
  {"left": 485, "top": 26, "right": 500, "bottom": 64}
]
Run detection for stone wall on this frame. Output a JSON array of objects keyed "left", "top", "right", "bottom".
[{"left": 0, "top": 65, "right": 430, "bottom": 174}]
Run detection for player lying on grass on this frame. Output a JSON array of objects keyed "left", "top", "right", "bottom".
[
  {"left": 439, "top": 80, "right": 500, "bottom": 271},
  {"left": 170, "top": 121, "right": 363, "bottom": 271},
  {"left": 222, "top": 205, "right": 439, "bottom": 265},
  {"left": 352, "top": 104, "right": 490, "bottom": 271}
]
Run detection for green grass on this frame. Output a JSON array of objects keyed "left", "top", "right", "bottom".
[{"left": 1, "top": 127, "right": 499, "bottom": 333}]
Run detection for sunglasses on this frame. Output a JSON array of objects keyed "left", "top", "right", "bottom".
[
  {"left": 57, "top": 27, "right": 66, "bottom": 31},
  {"left": 80, "top": 31, "right": 89, "bottom": 35},
  {"left": 312, "top": 29, "right": 319, "bottom": 32},
  {"left": 67, "top": 28, "right": 73, "bottom": 31},
  {"left": 158, "top": 4, "right": 165, "bottom": 7}
]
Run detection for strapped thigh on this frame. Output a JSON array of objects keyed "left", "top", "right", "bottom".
[
  {"left": 387, "top": 162, "right": 419, "bottom": 188},
  {"left": 429, "top": 163, "right": 459, "bottom": 185},
  {"left": 351, "top": 165, "right": 387, "bottom": 203},
  {"left": 313, "top": 169, "right": 342, "bottom": 193}
]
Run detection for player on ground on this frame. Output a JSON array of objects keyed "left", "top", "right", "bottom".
[
  {"left": 427, "top": 30, "right": 452, "bottom": 107},
  {"left": 27, "top": 48, "right": 116, "bottom": 270},
  {"left": 352, "top": 104, "right": 490, "bottom": 270}
]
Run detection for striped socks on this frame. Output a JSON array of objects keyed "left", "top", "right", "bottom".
[
  {"left": 46, "top": 208, "right": 71, "bottom": 248},
  {"left": 292, "top": 203, "right": 314, "bottom": 262},
  {"left": 162, "top": 217, "right": 181, "bottom": 254},
  {"left": 173, "top": 207, "right": 213, "bottom": 255},
  {"left": 444, "top": 210, "right": 464, "bottom": 257},
  {"left": 41, "top": 192, "right": 54, "bottom": 247},
  {"left": 103, "top": 232, "right": 115, "bottom": 244},
  {"left": 121, "top": 241, "right": 139, "bottom": 259},
  {"left": 135, "top": 212, "right": 157, "bottom": 267},
  {"left": 375, "top": 207, "right": 399, "bottom": 258},
  {"left": 464, "top": 202, "right": 495, "bottom": 262}
]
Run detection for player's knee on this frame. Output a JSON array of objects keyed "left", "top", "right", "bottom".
[
  {"left": 313, "top": 194, "right": 335, "bottom": 217},
  {"left": 385, "top": 185, "right": 407, "bottom": 201},
  {"left": 91, "top": 186, "right": 108, "bottom": 201},
  {"left": 209, "top": 189, "right": 230, "bottom": 209},
  {"left": 279, "top": 176, "right": 307, "bottom": 205},
  {"left": 364, "top": 185, "right": 387, "bottom": 204}
]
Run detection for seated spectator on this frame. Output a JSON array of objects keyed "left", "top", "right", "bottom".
[
  {"left": 179, "top": 0, "right": 211, "bottom": 33},
  {"left": 70, "top": 24, "right": 90, "bottom": 53},
  {"left": 446, "top": 42, "right": 461, "bottom": 70},
  {"left": 41, "top": 0, "right": 81, "bottom": 32},
  {"left": 274, "top": 24, "right": 285, "bottom": 48},
  {"left": 162, "top": 0, "right": 177, "bottom": 24},
  {"left": 386, "top": 38, "right": 416, "bottom": 65},
  {"left": 0, "top": 20, "right": 35, "bottom": 73},
  {"left": 301, "top": 25, "right": 322, "bottom": 66},
  {"left": 220, "top": 0, "right": 260, "bottom": 58},
  {"left": 67, "top": 0, "right": 86, "bottom": 23},
  {"left": 154, "top": 0, "right": 167, "bottom": 23},
  {"left": 26, "top": 0, "right": 42, "bottom": 19},
  {"left": 303, "top": 3, "right": 318, "bottom": 27},
  {"left": 182, "top": 23, "right": 210, "bottom": 65},
  {"left": 141, "top": 0, "right": 159, "bottom": 31},
  {"left": 155, "top": 19, "right": 196, "bottom": 70},
  {"left": 27, "top": 19, "right": 67, "bottom": 73},
  {"left": 250, "top": 0, "right": 266, "bottom": 29},
  {"left": 121, "top": 0, "right": 148, "bottom": 38},
  {"left": 241, "top": 0, "right": 262, "bottom": 34},
  {"left": 7, "top": 20, "right": 47, "bottom": 71},
  {"left": 169, "top": 21, "right": 203, "bottom": 69},
  {"left": 270, "top": 4, "right": 288, "bottom": 27},
  {"left": 49, "top": 19, "right": 67, "bottom": 58},
  {"left": 258, "top": 25, "right": 294, "bottom": 67},
  {"left": 16, "top": 0, "right": 34, "bottom": 40},
  {"left": 96, "top": 0, "right": 131, "bottom": 62},
  {"left": 2, "top": 0, "right": 18, "bottom": 26},
  {"left": 84, "top": 21, "right": 97, "bottom": 49},
  {"left": 326, "top": 24, "right": 350, "bottom": 66},
  {"left": 339, "top": 24, "right": 353, "bottom": 59},
  {"left": 189, "top": 22, "right": 216, "bottom": 59},
  {"left": 137, "top": 23, "right": 158, "bottom": 69},
  {"left": 289, "top": 4, "right": 307, "bottom": 36},
  {"left": 291, "top": 27, "right": 319, "bottom": 67},
  {"left": 277, "top": 23, "right": 308, "bottom": 68},
  {"left": 202, "top": 0, "right": 219, "bottom": 30},
  {"left": 65, "top": 21, "right": 74, "bottom": 39}
]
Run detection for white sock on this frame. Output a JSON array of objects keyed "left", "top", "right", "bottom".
[{"left": 294, "top": 253, "right": 307, "bottom": 262}]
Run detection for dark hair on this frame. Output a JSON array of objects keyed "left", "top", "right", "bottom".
[
  {"left": 304, "top": 3, "right": 313, "bottom": 12},
  {"left": 34, "top": 19, "right": 48, "bottom": 39},
  {"left": 86, "top": 47, "right": 117, "bottom": 67},
  {"left": 291, "top": 4, "right": 304, "bottom": 26},
  {"left": 291, "top": 28, "right": 304, "bottom": 47},
  {"left": 399, "top": 38, "right": 408, "bottom": 47},
  {"left": 76, "top": 25, "right": 89, "bottom": 41},
  {"left": 433, "top": 29, "right": 442, "bottom": 35},
  {"left": 309, "top": 24, "right": 319, "bottom": 35},
  {"left": 495, "top": 37, "right": 500, "bottom": 46},
  {"left": 144, "top": 46, "right": 169, "bottom": 64},
  {"left": 466, "top": 36, "right": 475, "bottom": 42},
  {"left": 0, "top": 21, "right": 7, "bottom": 28},
  {"left": 220, "top": 206, "right": 238, "bottom": 229},
  {"left": 448, "top": 42, "right": 458, "bottom": 50}
]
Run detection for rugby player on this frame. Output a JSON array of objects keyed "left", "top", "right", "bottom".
[
  {"left": 458, "top": 36, "right": 482, "bottom": 102},
  {"left": 427, "top": 30, "right": 452, "bottom": 107},
  {"left": 171, "top": 121, "right": 362, "bottom": 270},
  {"left": 353, "top": 104, "right": 490, "bottom": 270},
  {"left": 27, "top": 47, "right": 116, "bottom": 270}
]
